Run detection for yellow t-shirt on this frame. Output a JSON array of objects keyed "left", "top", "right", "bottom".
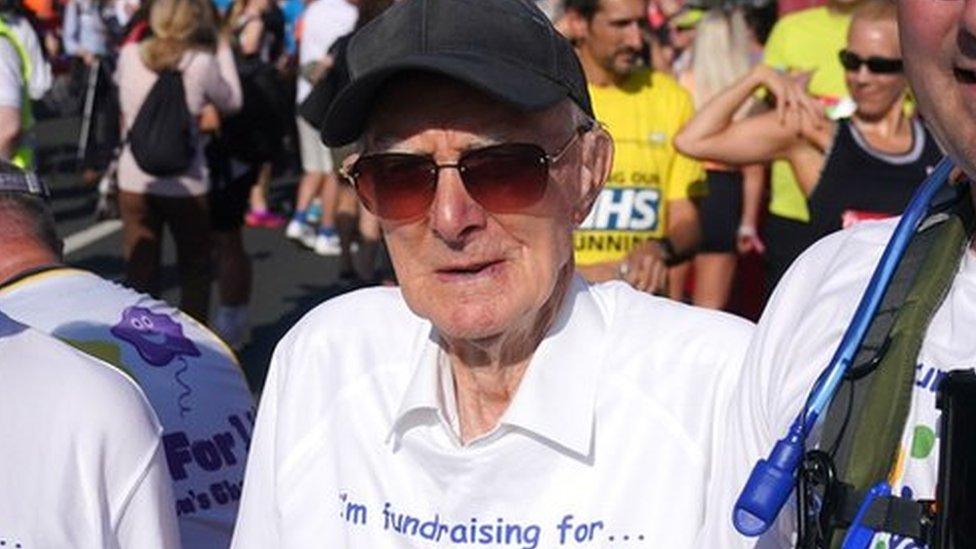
[
  {"left": 575, "top": 69, "right": 705, "bottom": 266},
  {"left": 763, "top": 6, "right": 852, "bottom": 221}
]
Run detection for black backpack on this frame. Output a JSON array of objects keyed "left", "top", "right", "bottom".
[{"left": 128, "top": 69, "right": 196, "bottom": 177}]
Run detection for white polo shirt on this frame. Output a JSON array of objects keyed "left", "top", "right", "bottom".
[
  {"left": 0, "top": 310, "right": 179, "bottom": 548},
  {"left": 0, "top": 268, "right": 256, "bottom": 549},
  {"left": 232, "top": 276, "right": 754, "bottom": 547},
  {"left": 698, "top": 218, "right": 976, "bottom": 547}
]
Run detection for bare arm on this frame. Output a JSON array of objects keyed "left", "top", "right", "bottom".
[
  {"left": 666, "top": 197, "right": 701, "bottom": 259},
  {"left": 0, "top": 106, "right": 21, "bottom": 161},
  {"left": 204, "top": 40, "right": 243, "bottom": 114},
  {"left": 576, "top": 261, "right": 623, "bottom": 284},
  {"left": 674, "top": 64, "right": 823, "bottom": 166},
  {"left": 238, "top": 17, "right": 264, "bottom": 57},
  {"left": 737, "top": 163, "right": 767, "bottom": 254}
]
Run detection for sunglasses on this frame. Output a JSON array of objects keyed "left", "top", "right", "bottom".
[
  {"left": 838, "top": 49, "right": 903, "bottom": 74},
  {"left": 345, "top": 126, "right": 589, "bottom": 222}
]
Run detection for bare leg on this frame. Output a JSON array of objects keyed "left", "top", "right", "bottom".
[
  {"left": 692, "top": 252, "right": 738, "bottom": 310},
  {"left": 248, "top": 163, "right": 273, "bottom": 212},
  {"left": 294, "top": 171, "right": 324, "bottom": 214}
]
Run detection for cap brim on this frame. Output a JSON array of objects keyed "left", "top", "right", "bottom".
[{"left": 321, "top": 52, "right": 571, "bottom": 147}]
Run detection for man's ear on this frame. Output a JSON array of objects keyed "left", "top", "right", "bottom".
[
  {"left": 339, "top": 152, "right": 360, "bottom": 184},
  {"left": 562, "top": 7, "right": 590, "bottom": 44},
  {"left": 573, "top": 126, "right": 613, "bottom": 225}
]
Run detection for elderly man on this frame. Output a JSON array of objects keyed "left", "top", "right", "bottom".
[
  {"left": 699, "top": 0, "right": 976, "bottom": 546},
  {"left": 0, "top": 161, "right": 255, "bottom": 548},
  {"left": 231, "top": 0, "right": 753, "bottom": 546},
  {"left": 0, "top": 164, "right": 179, "bottom": 548}
]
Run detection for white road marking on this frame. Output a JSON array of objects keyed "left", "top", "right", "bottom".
[{"left": 63, "top": 220, "right": 122, "bottom": 256}]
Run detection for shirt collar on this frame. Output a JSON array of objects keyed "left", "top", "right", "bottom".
[{"left": 388, "top": 275, "right": 608, "bottom": 459}]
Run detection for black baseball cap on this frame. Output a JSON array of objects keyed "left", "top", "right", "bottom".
[
  {"left": 321, "top": 0, "right": 594, "bottom": 147},
  {"left": 0, "top": 161, "right": 49, "bottom": 198}
]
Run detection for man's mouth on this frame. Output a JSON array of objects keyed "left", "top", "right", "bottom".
[
  {"left": 436, "top": 259, "right": 505, "bottom": 281},
  {"left": 953, "top": 66, "right": 976, "bottom": 84}
]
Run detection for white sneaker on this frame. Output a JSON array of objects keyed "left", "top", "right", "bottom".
[
  {"left": 286, "top": 219, "right": 318, "bottom": 249},
  {"left": 211, "top": 305, "right": 250, "bottom": 351},
  {"left": 314, "top": 232, "right": 342, "bottom": 256}
]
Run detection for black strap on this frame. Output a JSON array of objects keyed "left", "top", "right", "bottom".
[{"left": 832, "top": 483, "right": 934, "bottom": 540}]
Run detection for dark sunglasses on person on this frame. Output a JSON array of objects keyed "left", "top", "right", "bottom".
[
  {"left": 838, "top": 49, "right": 903, "bottom": 74},
  {"left": 344, "top": 123, "right": 593, "bottom": 222}
]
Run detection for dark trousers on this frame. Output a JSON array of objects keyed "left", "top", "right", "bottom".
[{"left": 119, "top": 191, "right": 212, "bottom": 322}]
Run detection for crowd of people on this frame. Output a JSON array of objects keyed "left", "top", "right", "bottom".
[
  {"left": 2, "top": 0, "right": 974, "bottom": 546},
  {"left": 0, "top": 0, "right": 934, "bottom": 331}
]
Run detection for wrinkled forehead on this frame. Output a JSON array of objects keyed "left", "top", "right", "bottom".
[{"left": 362, "top": 73, "right": 575, "bottom": 151}]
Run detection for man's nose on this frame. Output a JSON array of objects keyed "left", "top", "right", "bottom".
[
  {"left": 962, "top": 0, "right": 976, "bottom": 46},
  {"left": 622, "top": 21, "right": 644, "bottom": 51},
  {"left": 854, "top": 64, "right": 872, "bottom": 83},
  {"left": 429, "top": 167, "right": 487, "bottom": 247}
]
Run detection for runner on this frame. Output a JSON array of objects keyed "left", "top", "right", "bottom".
[
  {"left": 677, "top": 8, "right": 765, "bottom": 310},
  {"left": 0, "top": 163, "right": 180, "bottom": 549},
  {"left": 755, "top": 0, "right": 865, "bottom": 293},
  {"left": 676, "top": 0, "right": 940, "bottom": 260},
  {"left": 114, "top": 0, "right": 242, "bottom": 322},
  {"left": 285, "top": 0, "right": 355, "bottom": 254},
  {"left": 0, "top": 160, "right": 256, "bottom": 548},
  {"left": 698, "top": 0, "right": 976, "bottom": 545},
  {"left": 564, "top": 0, "right": 707, "bottom": 299},
  {"left": 231, "top": 0, "right": 753, "bottom": 546}
]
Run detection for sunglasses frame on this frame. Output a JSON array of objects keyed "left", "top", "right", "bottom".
[
  {"left": 344, "top": 123, "right": 593, "bottom": 221},
  {"left": 838, "top": 49, "right": 904, "bottom": 75}
]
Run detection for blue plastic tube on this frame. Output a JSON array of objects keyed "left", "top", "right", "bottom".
[{"left": 732, "top": 156, "right": 956, "bottom": 537}]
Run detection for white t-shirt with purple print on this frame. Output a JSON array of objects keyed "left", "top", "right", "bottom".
[{"left": 0, "top": 268, "right": 256, "bottom": 549}]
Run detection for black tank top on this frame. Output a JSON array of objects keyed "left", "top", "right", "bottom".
[{"left": 807, "top": 118, "right": 942, "bottom": 241}]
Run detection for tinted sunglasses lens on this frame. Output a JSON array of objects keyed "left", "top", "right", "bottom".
[
  {"left": 839, "top": 50, "right": 860, "bottom": 71},
  {"left": 839, "top": 50, "right": 903, "bottom": 74},
  {"left": 461, "top": 144, "right": 548, "bottom": 213},
  {"left": 353, "top": 154, "right": 435, "bottom": 220},
  {"left": 866, "top": 58, "right": 903, "bottom": 74}
]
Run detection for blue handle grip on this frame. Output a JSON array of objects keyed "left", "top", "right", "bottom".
[{"left": 733, "top": 419, "right": 806, "bottom": 536}]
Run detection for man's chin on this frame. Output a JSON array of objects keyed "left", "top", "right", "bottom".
[
  {"left": 613, "top": 62, "right": 640, "bottom": 79},
  {"left": 436, "top": 310, "right": 509, "bottom": 343}
]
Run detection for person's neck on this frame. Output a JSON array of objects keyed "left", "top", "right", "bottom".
[
  {"left": 0, "top": 243, "right": 61, "bottom": 287},
  {"left": 578, "top": 46, "right": 623, "bottom": 88},
  {"left": 443, "top": 264, "right": 575, "bottom": 444},
  {"left": 853, "top": 100, "right": 910, "bottom": 149}
]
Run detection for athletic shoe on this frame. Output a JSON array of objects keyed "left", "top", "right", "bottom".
[
  {"left": 211, "top": 305, "right": 250, "bottom": 351},
  {"left": 313, "top": 229, "right": 342, "bottom": 256},
  {"left": 245, "top": 209, "right": 287, "bottom": 229},
  {"left": 286, "top": 218, "right": 313, "bottom": 241}
]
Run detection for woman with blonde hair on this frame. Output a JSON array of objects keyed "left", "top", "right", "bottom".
[
  {"left": 115, "top": 0, "right": 241, "bottom": 322},
  {"left": 676, "top": 7, "right": 766, "bottom": 310},
  {"left": 677, "top": 0, "right": 941, "bottom": 287}
]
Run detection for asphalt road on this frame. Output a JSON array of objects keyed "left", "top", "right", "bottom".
[{"left": 38, "top": 114, "right": 353, "bottom": 394}]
